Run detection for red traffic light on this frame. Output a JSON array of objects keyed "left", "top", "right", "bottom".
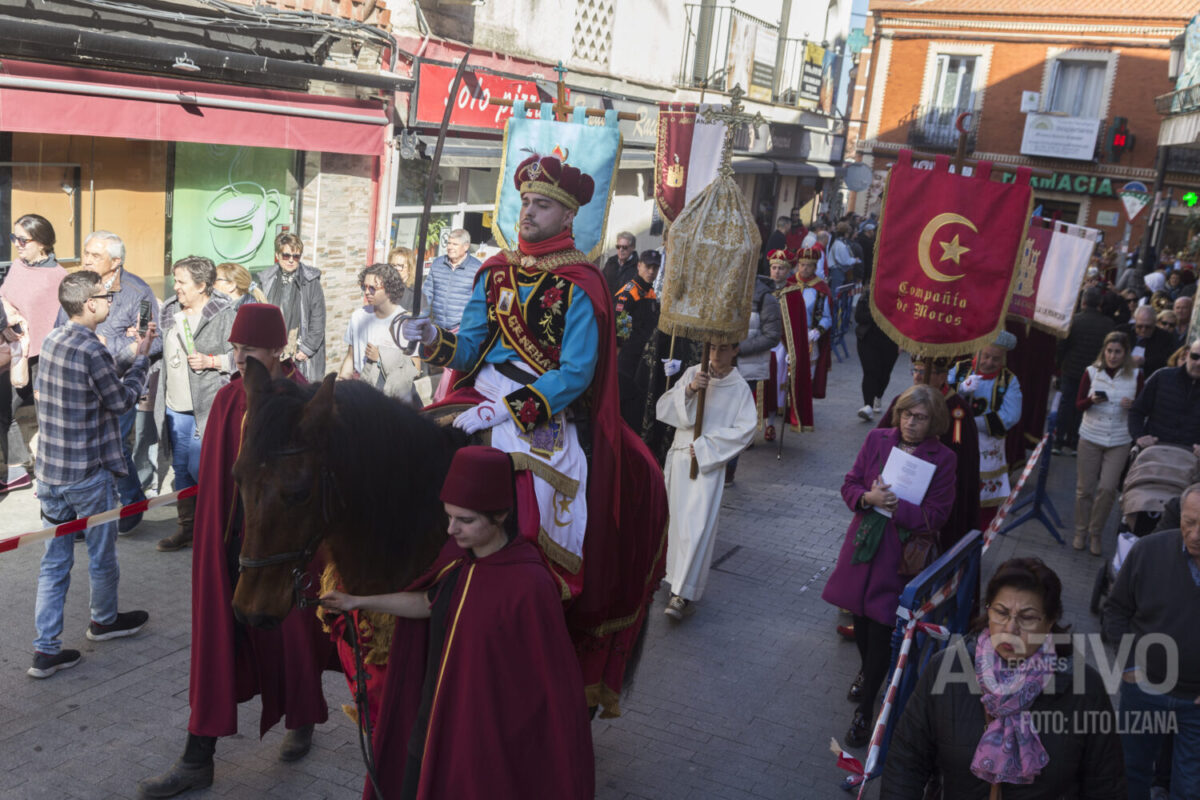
[{"left": 1113, "top": 132, "right": 1127, "bottom": 147}]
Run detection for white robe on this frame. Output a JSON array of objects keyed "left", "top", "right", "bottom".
[{"left": 657, "top": 365, "right": 757, "bottom": 601}]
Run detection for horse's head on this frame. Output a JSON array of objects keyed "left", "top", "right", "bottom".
[{"left": 231, "top": 358, "right": 340, "bottom": 628}]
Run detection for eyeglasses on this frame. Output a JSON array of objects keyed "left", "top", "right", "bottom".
[
  {"left": 90, "top": 292, "right": 115, "bottom": 303},
  {"left": 362, "top": 285, "right": 380, "bottom": 295},
  {"left": 616, "top": 244, "right": 633, "bottom": 250},
  {"left": 987, "top": 605, "right": 1046, "bottom": 631},
  {"left": 1188, "top": 352, "right": 1200, "bottom": 361},
  {"left": 899, "top": 410, "right": 930, "bottom": 423},
  {"left": 9, "top": 234, "right": 31, "bottom": 247},
  {"left": 1134, "top": 323, "right": 1154, "bottom": 331},
  {"left": 278, "top": 252, "right": 301, "bottom": 262}
]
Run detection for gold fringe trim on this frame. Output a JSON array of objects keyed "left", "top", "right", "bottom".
[
  {"left": 538, "top": 526, "right": 583, "bottom": 575},
  {"left": 508, "top": 452, "right": 580, "bottom": 497},
  {"left": 580, "top": 521, "right": 669, "bottom": 639},
  {"left": 315, "top": 562, "right": 395, "bottom": 666},
  {"left": 585, "top": 682, "right": 623, "bottom": 719},
  {"left": 657, "top": 312, "right": 746, "bottom": 346},
  {"left": 341, "top": 703, "right": 359, "bottom": 724}
]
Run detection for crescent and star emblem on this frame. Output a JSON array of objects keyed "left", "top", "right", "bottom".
[{"left": 917, "top": 212, "right": 978, "bottom": 282}]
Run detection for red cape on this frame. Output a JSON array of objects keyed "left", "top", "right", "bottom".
[
  {"left": 365, "top": 538, "right": 594, "bottom": 800},
  {"left": 776, "top": 282, "right": 814, "bottom": 430},
  {"left": 789, "top": 275, "right": 833, "bottom": 400},
  {"left": 188, "top": 366, "right": 338, "bottom": 738},
  {"left": 427, "top": 230, "right": 668, "bottom": 714}
]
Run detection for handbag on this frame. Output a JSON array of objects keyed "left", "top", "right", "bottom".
[{"left": 899, "top": 529, "right": 938, "bottom": 577}]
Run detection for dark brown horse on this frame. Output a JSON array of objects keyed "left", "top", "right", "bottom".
[{"left": 230, "top": 359, "right": 466, "bottom": 626}]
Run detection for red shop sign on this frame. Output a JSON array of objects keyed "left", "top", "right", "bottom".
[{"left": 413, "top": 62, "right": 555, "bottom": 131}]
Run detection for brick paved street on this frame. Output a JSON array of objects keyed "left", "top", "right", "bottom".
[{"left": 0, "top": 338, "right": 1110, "bottom": 799}]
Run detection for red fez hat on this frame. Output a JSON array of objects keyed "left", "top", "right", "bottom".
[
  {"left": 439, "top": 446, "right": 514, "bottom": 512},
  {"left": 767, "top": 249, "right": 792, "bottom": 267},
  {"left": 513, "top": 155, "right": 595, "bottom": 212},
  {"left": 229, "top": 303, "right": 287, "bottom": 349}
]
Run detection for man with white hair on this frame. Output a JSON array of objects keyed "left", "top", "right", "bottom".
[
  {"left": 422, "top": 228, "right": 483, "bottom": 331},
  {"left": 56, "top": 231, "right": 160, "bottom": 531}
]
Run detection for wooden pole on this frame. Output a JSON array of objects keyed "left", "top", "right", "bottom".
[
  {"left": 689, "top": 343, "right": 712, "bottom": 480},
  {"left": 487, "top": 96, "right": 638, "bottom": 121}
]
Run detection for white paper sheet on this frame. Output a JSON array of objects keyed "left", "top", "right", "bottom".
[{"left": 875, "top": 446, "right": 937, "bottom": 519}]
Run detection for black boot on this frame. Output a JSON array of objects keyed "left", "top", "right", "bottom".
[
  {"left": 279, "top": 724, "right": 314, "bottom": 762},
  {"left": 137, "top": 734, "right": 215, "bottom": 798},
  {"left": 845, "top": 710, "right": 871, "bottom": 748}
]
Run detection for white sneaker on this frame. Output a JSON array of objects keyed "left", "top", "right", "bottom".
[
  {"left": 872, "top": 397, "right": 882, "bottom": 412},
  {"left": 857, "top": 405, "right": 874, "bottom": 421}
]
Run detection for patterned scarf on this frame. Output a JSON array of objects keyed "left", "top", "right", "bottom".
[{"left": 971, "top": 633, "right": 1054, "bottom": 786}]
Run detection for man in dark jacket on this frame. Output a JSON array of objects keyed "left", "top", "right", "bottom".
[
  {"left": 1128, "top": 337, "right": 1200, "bottom": 452},
  {"left": 854, "top": 223, "right": 877, "bottom": 284},
  {"left": 259, "top": 233, "right": 326, "bottom": 382},
  {"left": 1119, "top": 305, "right": 1177, "bottom": 378},
  {"left": 1054, "top": 287, "right": 1113, "bottom": 454},
  {"left": 601, "top": 231, "right": 637, "bottom": 296},
  {"left": 614, "top": 250, "right": 661, "bottom": 429},
  {"left": 1103, "top": 484, "right": 1200, "bottom": 800}
]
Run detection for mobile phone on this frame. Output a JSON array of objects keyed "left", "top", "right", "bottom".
[
  {"left": 1094, "top": 390, "right": 1108, "bottom": 401},
  {"left": 138, "top": 300, "right": 152, "bottom": 335},
  {"left": 8, "top": 322, "right": 23, "bottom": 336}
]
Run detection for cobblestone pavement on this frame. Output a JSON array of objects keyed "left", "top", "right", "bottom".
[{"left": 0, "top": 339, "right": 1108, "bottom": 799}]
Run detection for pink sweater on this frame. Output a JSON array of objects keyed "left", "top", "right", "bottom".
[{"left": 1, "top": 257, "right": 68, "bottom": 358}]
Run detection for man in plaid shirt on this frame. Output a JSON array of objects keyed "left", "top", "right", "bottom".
[{"left": 28, "top": 270, "right": 156, "bottom": 679}]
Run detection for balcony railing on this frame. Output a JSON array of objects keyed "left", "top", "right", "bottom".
[
  {"left": 903, "top": 104, "right": 979, "bottom": 152},
  {"left": 1156, "top": 85, "right": 1200, "bottom": 115},
  {"left": 677, "top": 3, "right": 839, "bottom": 112}
]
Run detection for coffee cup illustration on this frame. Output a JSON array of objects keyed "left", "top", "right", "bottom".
[{"left": 206, "top": 180, "right": 282, "bottom": 263}]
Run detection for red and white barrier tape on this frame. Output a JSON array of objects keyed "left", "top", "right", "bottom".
[
  {"left": 0, "top": 485, "right": 197, "bottom": 554},
  {"left": 838, "top": 431, "right": 1050, "bottom": 790}
]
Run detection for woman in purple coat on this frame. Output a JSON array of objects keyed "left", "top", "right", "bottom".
[{"left": 822, "top": 383, "right": 957, "bottom": 749}]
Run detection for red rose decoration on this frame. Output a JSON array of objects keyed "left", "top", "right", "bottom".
[
  {"left": 518, "top": 397, "right": 540, "bottom": 424},
  {"left": 541, "top": 286, "right": 563, "bottom": 309}
]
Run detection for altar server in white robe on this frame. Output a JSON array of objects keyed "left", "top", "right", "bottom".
[{"left": 657, "top": 341, "right": 757, "bottom": 620}]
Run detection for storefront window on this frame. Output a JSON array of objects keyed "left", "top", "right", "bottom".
[{"left": 389, "top": 161, "right": 500, "bottom": 258}]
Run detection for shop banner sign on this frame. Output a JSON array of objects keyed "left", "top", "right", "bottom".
[
  {"left": 1006, "top": 217, "right": 1054, "bottom": 324},
  {"left": 492, "top": 104, "right": 622, "bottom": 261},
  {"left": 799, "top": 43, "right": 824, "bottom": 107},
  {"left": 414, "top": 62, "right": 550, "bottom": 131},
  {"left": 1032, "top": 220, "right": 1102, "bottom": 336},
  {"left": 654, "top": 102, "right": 726, "bottom": 223},
  {"left": 1119, "top": 180, "right": 1151, "bottom": 220},
  {"left": 171, "top": 143, "right": 293, "bottom": 270},
  {"left": 869, "top": 150, "right": 1033, "bottom": 357}
]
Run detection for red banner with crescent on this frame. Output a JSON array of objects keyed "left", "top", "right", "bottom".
[
  {"left": 869, "top": 150, "right": 1033, "bottom": 357},
  {"left": 654, "top": 103, "right": 697, "bottom": 223}
]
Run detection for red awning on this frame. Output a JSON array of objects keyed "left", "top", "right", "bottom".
[{"left": 0, "top": 59, "right": 388, "bottom": 156}]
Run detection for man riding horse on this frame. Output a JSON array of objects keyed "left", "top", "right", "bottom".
[
  {"left": 403, "top": 153, "right": 668, "bottom": 716},
  {"left": 138, "top": 305, "right": 336, "bottom": 799}
]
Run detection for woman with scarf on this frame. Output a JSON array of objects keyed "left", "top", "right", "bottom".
[
  {"left": 881, "top": 557, "right": 1125, "bottom": 799},
  {"left": 822, "top": 384, "right": 958, "bottom": 748}
]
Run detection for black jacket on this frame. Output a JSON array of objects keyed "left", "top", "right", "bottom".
[
  {"left": 602, "top": 253, "right": 638, "bottom": 297},
  {"left": 881, "top": 637, "right": 1126, "bottom": 800},
  {"left": 1128, "top": 364, "right": 1200, "bottom": 446},
  {"left": 1056, "top": 308, "right": 1114, "bottom": 380},
  {"left": 1116, "top": 322, "right": 1177, "bottom": 377}
]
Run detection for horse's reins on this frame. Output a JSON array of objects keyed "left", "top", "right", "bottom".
[{"left": 234, "top": 445, "right": 386, "bottom": 799}]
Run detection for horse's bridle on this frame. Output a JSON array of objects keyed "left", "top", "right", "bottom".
[{"left": 235, "top": 444, "right": 342, "bottom": 610}]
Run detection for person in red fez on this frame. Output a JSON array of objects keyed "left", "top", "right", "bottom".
[
  {"left": 401, "top": 153, "right": 668, "bottom": 718},
  {"left": 774, "top": 247, "right": 832, "bottom": 433},
  {"left": 320, "top": 446, "right": 594, "bottom": 800},
  {"left": 139, "top": 304, "right": 336, "bottom": 798}
]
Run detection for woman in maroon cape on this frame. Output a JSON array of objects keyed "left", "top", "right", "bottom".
[{"left": 321, "top": 446, "right": 594, "bottom": 800}]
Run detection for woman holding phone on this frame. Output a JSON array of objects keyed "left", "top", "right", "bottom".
[{"left": 1073, "top": 331, "right": 1143, "bottom": 555}]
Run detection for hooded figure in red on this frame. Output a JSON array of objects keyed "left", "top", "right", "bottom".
[
  {"left": 320, "top": 446, "right": 595, "bottom": 800},
  {"left": 138, "top": 304, "right": 337, "bottom": 799},
  {"left": 402, "top": 154, "right": 668, "bottom": 718}
]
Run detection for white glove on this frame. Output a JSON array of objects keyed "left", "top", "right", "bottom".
[
  {"left": 785, "top": 353, "right": 791, "bottom": 367},
  {"left": 959, "top": 374, "right": 980, "bottom": 395},
  {"left": 453, "top": 400, "right": 504, "bottom": 435},
  {"left": 401, "top": 317, "right": 437, "bottom": 345},
  {"left": 662, "top": 358, "right": 681, "bottom": 377},
  {"left": 807, "top": 328, "right": 821, "bottom": 344}
]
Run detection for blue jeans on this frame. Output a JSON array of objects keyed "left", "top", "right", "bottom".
[
  {"left": 1120, "top": 679, "right": 1200, "bottom": 799},
  {"left": 115, "top": 407, "right": 146, "bottom": 506},
  {"left": 33, "top": 469, "right": 120, "bottom": 654},
  {"left": 165, "top": 408, "right": 198, "bottom": 491}
]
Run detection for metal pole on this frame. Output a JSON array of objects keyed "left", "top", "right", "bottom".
[{"left": 1137, "top": 145, "right": 1170, "bottom": 276}]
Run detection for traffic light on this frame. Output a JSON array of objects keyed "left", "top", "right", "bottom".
[{"left": 1107, "top": 117, "right": 1132, "bottom": 163}]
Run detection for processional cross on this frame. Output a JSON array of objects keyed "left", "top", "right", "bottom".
[{"left": 488, "top": 62, "right": 638, "bottom": 122}]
